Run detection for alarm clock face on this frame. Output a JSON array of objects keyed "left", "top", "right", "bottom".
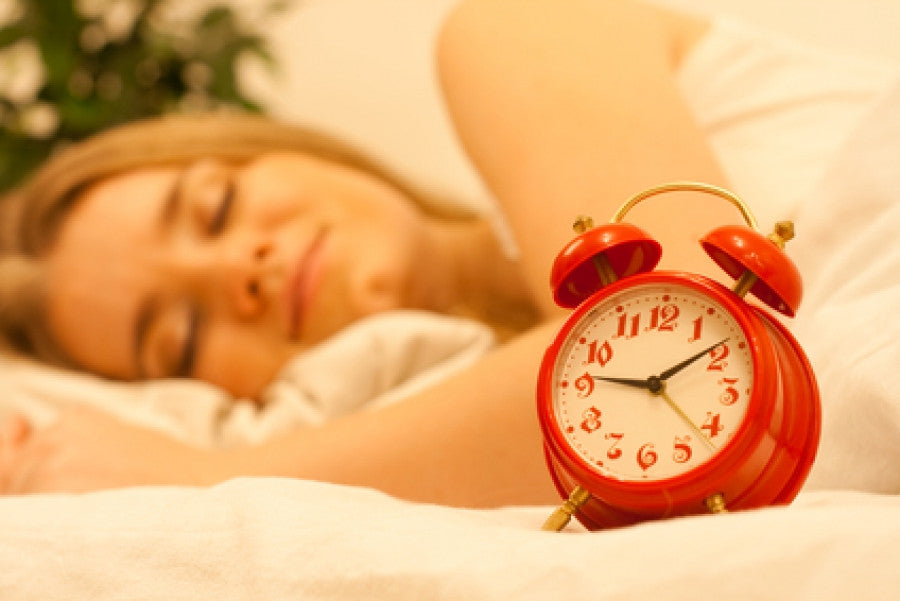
[{"left": 551, "top": 280, "right": 754, "bottom": 483}]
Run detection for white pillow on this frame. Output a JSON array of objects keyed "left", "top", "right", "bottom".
[
  {"left": 788, "top": 82, "right": 900, "bottom": 493},
  {"left": 790, "top": 83, "right": 900, "bottom": 494}
]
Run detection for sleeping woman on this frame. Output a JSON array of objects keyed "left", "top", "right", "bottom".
[{"left": 0, "top": 0, "right": 888, "bottom": 504}]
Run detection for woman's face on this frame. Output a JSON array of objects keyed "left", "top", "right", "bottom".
[{"left": 45, "top": 152, "right": 435, "bottom": 399}]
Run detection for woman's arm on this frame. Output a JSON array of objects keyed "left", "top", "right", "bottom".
[
  {"left": 0, "top": 320, "right": 564, "bottom": 507},
  {"left": 437, "top": 0, "right": 736, "bottom": 315},
  {"left": 228, "top": 319, "right": 565, "bottom": 507}
]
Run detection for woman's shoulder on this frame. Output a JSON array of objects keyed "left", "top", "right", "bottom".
[{"left": 438, "top": 0, "right": 709, "bottom": 68}]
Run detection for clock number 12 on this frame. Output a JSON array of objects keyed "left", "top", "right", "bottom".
[{"left": 614, "top": 304, "right": 681, "bottom": 340}]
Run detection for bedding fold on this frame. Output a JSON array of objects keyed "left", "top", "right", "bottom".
[{"left": 0, "top": 479, "right": 898, "bottom": 601}]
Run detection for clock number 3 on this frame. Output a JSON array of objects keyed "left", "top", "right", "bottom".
[{"left": 719, "top": 378, "right": 740, "bottom": 405}]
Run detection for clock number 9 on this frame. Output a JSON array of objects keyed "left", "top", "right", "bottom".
[{"left": 574, "top": 372, "right": 596, "bottom": 398}]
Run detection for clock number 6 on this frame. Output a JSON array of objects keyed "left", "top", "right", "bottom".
[{"left": 637, "top": 443, "right": 658, "bottom": 471}]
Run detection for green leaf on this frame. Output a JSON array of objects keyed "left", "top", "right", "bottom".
[
  {"left": 199, "top": 6, "right": 234, "bottom": 30},
  {"left": 0, "top": 24, "right": 27, "bottom": 48}
]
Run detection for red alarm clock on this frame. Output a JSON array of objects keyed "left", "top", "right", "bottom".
[{"left": 537, "top": 182, "right": 821, "bottom": 531}]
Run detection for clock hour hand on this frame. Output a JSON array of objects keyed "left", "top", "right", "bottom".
[
  {"left": 592, "top": 375, "right": 653, "bottom": 390},
  {"left": 657, "top": 338, "right": 729, "bottom": 381}
]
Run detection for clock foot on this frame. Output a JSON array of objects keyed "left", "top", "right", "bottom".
[
  {"left": 705, "top": 492, "right": 728, "bottom": 514},
  {"left": 542, "top": 486, "right": 592, "bottom": 531}
]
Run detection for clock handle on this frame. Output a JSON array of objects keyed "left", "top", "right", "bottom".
[
  {"left": 612, "top": 181, "right": 803, "bottom": 317},
  {"left": 611, "top": 181, "right": 759, "bottom": 229},
  {"left": 541, "top": 485, "right": 592, "bottom": 531}
]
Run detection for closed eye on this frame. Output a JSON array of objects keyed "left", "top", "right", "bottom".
[
  {"left": 173, "top": 305, "right": 202, "bottom": 378},
  {"left": 207, "top": 178, "right": 235, "bottom": 235}
]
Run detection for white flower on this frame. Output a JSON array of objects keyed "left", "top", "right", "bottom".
[
  {"left": 75, "top": 0, "right": 112, "bottom": 19},
  {"left": 102, "top": 0, "right": 144, "bottom": 41},
  {"left": 18, "top": 101, "right": 60, "bottom": 139},
  {"left": 0, "top": 39, "right": 47, "bottom": 105},
  {"left": 0, "top": 0, "right": 23, "bottom": 28},
  {"left": 76, "top": 0, "right": 144, "bottom": 41}
]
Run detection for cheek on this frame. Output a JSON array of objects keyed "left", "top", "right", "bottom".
[
  {"left": 351, "top": 190, "right": 426, "bottom": 258},
  {"left": 349, "top": 207, "right": 423, "bottom": 280},
  {"left": 195, "top": 323, "right": 294, "bottom": 400},
  {"left": 245, "top": 188, "right": 303, "bottom": 228}
]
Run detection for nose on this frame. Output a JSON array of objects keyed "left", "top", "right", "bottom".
[
  {"left": 179, "top": 235, "right": 275, "bottom": 320},
  {"left": 221, "top": 237, "right": 274, "bottom": 319}
]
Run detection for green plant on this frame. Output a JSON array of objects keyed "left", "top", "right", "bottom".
[{"left": 0, "top": 0, "right": 287, "bottom": 191}]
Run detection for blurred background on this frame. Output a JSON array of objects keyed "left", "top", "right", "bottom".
[
  {"left": 665, "top": 0, "right": 899, "bottom": 63},
  {"left": 1, "top": 0, "right": 897, "bottom": 195},
  {"left": 0, "top": 0, "right": 286, "bottom": 191}
]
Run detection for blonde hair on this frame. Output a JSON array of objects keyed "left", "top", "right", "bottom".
[{"left": 0, "top": 111, "right": 473, "bottom": 365}]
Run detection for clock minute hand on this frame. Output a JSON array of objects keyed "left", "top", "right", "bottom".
[
  {"left": 657, "top": 338, "right": 729, "bottom": 381},
  {"left": 658, "top": 389, "right": 716, "bottom": 452}
]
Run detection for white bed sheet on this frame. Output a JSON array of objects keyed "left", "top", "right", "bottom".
[{"left": 1, "top": 479, "right": 897, "bottom": 600}]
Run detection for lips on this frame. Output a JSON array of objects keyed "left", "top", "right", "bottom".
[{"left": 286, "top": 227, "right": 329, "bottom": 339}]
